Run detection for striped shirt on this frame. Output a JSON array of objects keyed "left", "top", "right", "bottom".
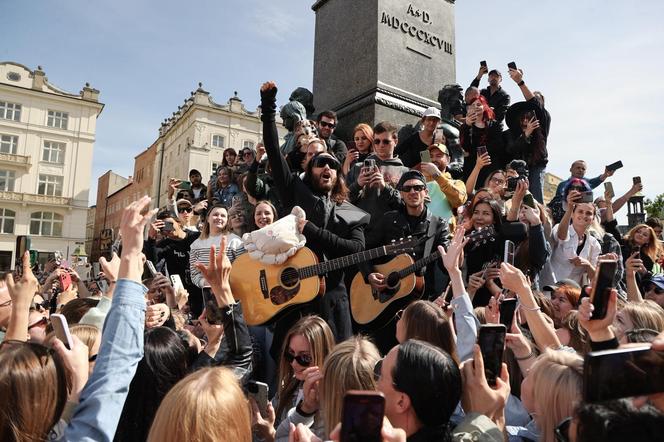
[{"left": 189, "top": 233, "right": 242, "bottom": 288}]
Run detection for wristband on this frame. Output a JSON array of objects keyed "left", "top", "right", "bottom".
[
  {"left": 515, "top": 348, "right": 536, "bottom": 361},
  {"left": 517, "top": 80, "right": 525, "bottom": 86},
  {"left": 296, "top": 400, "right": 317, "bottom": 417},
  {"left": 520, "top": 304, "right": 541, "bottom": 312}
]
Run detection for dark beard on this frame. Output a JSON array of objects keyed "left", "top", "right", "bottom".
[{"left": 312, "top": 175, "right": 335, "bottom": 194}]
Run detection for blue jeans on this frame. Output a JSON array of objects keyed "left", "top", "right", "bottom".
[{"left": 529, "top": 166, "right": 546, "bottom": 203}]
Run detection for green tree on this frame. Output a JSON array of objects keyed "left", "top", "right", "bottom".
[{"left": 644, "top": 193, "right": 664, "bottom": 219}]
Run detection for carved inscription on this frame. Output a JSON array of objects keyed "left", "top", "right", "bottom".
[{"left": 380, "top": 4, "right": 453, "bottom": 55}]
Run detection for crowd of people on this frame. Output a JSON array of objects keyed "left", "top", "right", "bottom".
[{"left": 1, "top": 65, "right": 664, "bottom": 442}]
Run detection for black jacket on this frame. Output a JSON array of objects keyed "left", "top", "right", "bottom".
[
  {"left": 459, "top": 121, "right": 506, "bottom": 187},
  {"left": 325, "top": 135, "right": 348, "bottom": 166},
  {"left": 144, "top": 230, "right": 200, "bottom": 287}
]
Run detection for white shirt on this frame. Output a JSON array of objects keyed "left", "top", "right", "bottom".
[{"left": 550, "top": 223, "right": 601, "bottom": 285}]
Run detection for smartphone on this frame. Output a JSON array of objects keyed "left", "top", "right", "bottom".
[
  {"left": 419, "top": 150, "right": 432, "bottom": 164},
  {"left": 51, "top": 313, "right": 74, "bottom": 350},
  {"left": 632, "top": 246, "right": 641, "bottom": 260},
  {"left": 476, "top": 145, "right": 488, "bottom": 156},
  {"left": 605, "top": 160, "right": 623, "bottom": 172},
  {"left": 579, "top": 191, "right": 594, "bottom": 203},
  {"left": 170, "top": 274, "right": 184, "bottom": 292},
  {"left": 523, "top": 193, "right": 536, "bottom": 209},
  {"left": 97, "top": 279, "right": 109, "bottom": 294},
  {"left": 29, "top": 250, "right": 39, "bottom": 267},
  {"left": 178, "top": 180, "right": 192, "bottom": 190},
  {"left": 145, "top": 260, "right": 158, "bottom": 278},
  {"left": 202, "top": 286, "right": 224, "bottom": 325},
  {"left": 247, "top": 380, "right": 269, "bottom": 418},
  {"left": 480, "top": 60, "right": 487, "bottom": 67},
  {"left": 633, "top": 176, "right": 642, "bottom": 185},
  {"left": 507, "top": 61, "right": 517, "bottom": 70},
  {"left": 340, "top": 391, "right": 385, "bottom": 442},
  {"left": 589, "top": 259, "right": 618, "bottom": 320},
  {"left": 477, "top": 324, "right": 506, "bottom": 387},
  {"left": 604, "top": 182, "right": 615, "bottom": 199},
  {"left": 503, "top": 240, "right": 515, "bottom": 266},
  {"left": 92, "top": 262, "right": 100, "bottom": 279},
  {"left": 499, "top": 298, "right": 518, "bottom": 329},
  {"left": 59, "top": 271, "right": 72, "bottom": 292},
  {"left": 583, "top": 345, "right": 664, "bottom": 402},
  {"left": 15, "top": 235, "right": 31, "bottom": 269},
  {"left": 363, "top": 159, "right": 376, "bottom": 170}
]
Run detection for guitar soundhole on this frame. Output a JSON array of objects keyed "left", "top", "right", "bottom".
[
  {"left": 280, "top": 267, "right": 300, "bottom": 288},
  {"left": 386, "top": 272, "right": 401, "bottom": 290}
]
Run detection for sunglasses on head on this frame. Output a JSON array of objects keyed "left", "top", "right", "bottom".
[
  {"left": 284, "top": 351, "right": 312, "bottom": 367},
  {"left": 373, "top": 358, "right": 384, "bottom": 381},
  {"left": 554, "top": 417, "right": 572, "bottom": 442},
  {"left": 312, "top": 155, "right": 339, "bottom": 170},
  {"left": 319, "top": 121, "right": 336, "bottom": 129},
  {"left": 178, "top": 207, "right": 193, "bottom": 213},
  {"left": 373, "top": 138, "right": 392, "bottom": 145},
  {"left": 401, "top": 184, "right": 426, "bottom": 193}
]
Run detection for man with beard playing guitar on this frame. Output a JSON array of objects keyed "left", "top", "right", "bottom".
[
  {"left": 358, "top": 170, "right": 450, "bottom": 354},
  {"left": 260, "top": 81, "right": 369, "bottom": 358}
]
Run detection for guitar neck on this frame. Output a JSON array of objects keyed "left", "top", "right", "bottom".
[
  {"left": 397, "top": 250, "right": 442, "bottom": 279},
  {"left": 298, "top": 245, "right": 396, "bottom": 279}
]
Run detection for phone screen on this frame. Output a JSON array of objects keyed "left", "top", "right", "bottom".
[
  {"left": 604, "top": 182, "right": 615, "bottom": 199},
  {"left": 583, "top": 345, "right": 664, "bottom": 402},
  {"left": 590, "top": 260, "right": 618, "bottom": 319},
  {"left": 478, "top": 325, "right": 506, "bottom": 386},
  {"left": 178, "top": 180, "right": 192, "bottom": 190},
  {"left": 499, "top": 298, "right": 518, "bottom": 329},
  {"left": 203, "top": 287, "right": 224, "bottom": 325},
  {"left": 476, "top": 145, "right": 488, "bottom": 156},
  {"left": 340, "top": 391, "right": 385, "bottom": 442},
  {"left": 523, "top": 194, "right": 536, "bottom": 209},
  {"left": 504, "top": 240, "right": 515, "bottom": 266}
]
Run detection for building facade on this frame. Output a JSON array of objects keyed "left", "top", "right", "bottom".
[
  {"left": 0, "top": 62, "right": 103, "bottom": 269},
  {"left": 152, "top": 84, "right": 286, "bottom": 206}
]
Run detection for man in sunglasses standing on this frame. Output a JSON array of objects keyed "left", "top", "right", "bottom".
[
  {"left": 316, "top": 110, "right": 348, "bottom": 166},
  {"left": 359, "top": 170, "right": 450, "bottom": 354},
  {"left": 261, "top": 82, "right": 369, "bottom": 357},
  {"left": 346, "top": 121, "right": 409, "bottom": 232}
]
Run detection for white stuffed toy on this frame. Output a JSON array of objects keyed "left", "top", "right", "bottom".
[{"left": 242, "top": 206, "right": 307, "bottom": 264}]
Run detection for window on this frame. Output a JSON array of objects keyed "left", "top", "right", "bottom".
[
  {"left": 243, "top": 140, "right": 255, "bottom": 150},
  {"left": 38, "top": 174, "right": 63, "bottom": 196},
  {"left": 0, "top": 208, "right": 15, "bottom": 234},
  {"left": 212, "top": 135, "right": 225, "bottom": 148},
  {"left": 42, "top": 141, "right": 65, "bottom": 163},
  {"left": 0, "top": 134, "right": 18, "bottom": 154},
  {"left": 30, "top": 211, "right": 63, "bottom": 236},
  {"left": 0, "top": 170, "right": 15, "bottom": 191},
  {"left": 0, "top": 101, "right": 21, "bottom": 121},
  {"left": 47, "top": 110, "right": 68, "bottom": 129}
]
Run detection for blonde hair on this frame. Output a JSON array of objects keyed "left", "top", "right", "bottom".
[
  {"left": 148, "top": 367, "right": 251, "bottom": 442},
  {"left": 275, "top": 316, "right": 335, "bottom": 420},
  {"left": 321, "top": 337, "right": 381, "bottom": 436},
  {"left": 622, "top": 300, "right": 664, "bottom": 332},
  {"left": 529, "top": 350, "right": 583, "bottom": 442},
  {"left": 69, "top": 324, "right": 100, "bottom": 359},
  {"left": 625, "top": 224, "right": 661, "bottom": 263}
]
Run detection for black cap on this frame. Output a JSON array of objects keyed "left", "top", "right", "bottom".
[
  {"left": 189, "top": 169, "right": 201, "bottom": 177},
  {"left": 397, "top": 170, "right": 426, "bottom": 190},
  {"left": 543, "top": 279, "right": 582, "bottom": 292}
]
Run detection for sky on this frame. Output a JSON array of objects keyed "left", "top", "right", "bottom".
[{"left": 2, "top": 0, "right": 663, "bottom": 222}]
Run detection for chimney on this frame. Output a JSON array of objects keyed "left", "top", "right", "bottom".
[
  {"left": 81, "top": 82, "right": 100, "bottom": 102},
  {"left": 32, "top": 65, "right": 46, "bottom": 90}
]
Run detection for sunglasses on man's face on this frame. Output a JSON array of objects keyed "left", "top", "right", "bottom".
[
  {"left": 312, "top": 156, "right": 339, "bottom": 170},
  {"left": 178, "top": 207, "right": 193, "bottom": 213},
  {"left": 319, "top": 121, "right": 336, "bottom": 129},
  {"left": 284, "top": 351, "right": 312, "bottom": 367},
  {"left": 373, "top": 138, "right": 392, "bottom": 146},
  {"left": 401, "top": 184, "right": 426, "bottom": 193}
]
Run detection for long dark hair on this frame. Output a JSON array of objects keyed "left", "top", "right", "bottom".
[
  {"left": 392, "top": 340, "right": 461, "bottom": 440},
  {"left": 304, "top": 152, "right": 349, "bottom": 204},
  {"left": 114, "top": 327, "right": 189, "bottom": 442}
]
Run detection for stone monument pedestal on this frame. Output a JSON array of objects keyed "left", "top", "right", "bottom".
[{"left": 312, "top": 0, "right": 456, "bottom": 140}]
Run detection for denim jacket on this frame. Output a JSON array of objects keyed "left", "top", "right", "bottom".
[{"left": 56, "top": 279, "right": 147, "bottom": 442}]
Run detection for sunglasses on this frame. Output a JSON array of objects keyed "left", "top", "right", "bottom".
[
  {"left": 312, "top": 156, "right": 340, "bottom": 170},
  {"left": 178, "top": 207, "right": 193, "bottom": 213},
  {"left": 401, "top": 184, "right": 426, "bottom": 193},
  {"left": 243, "top": 151, "right": 253, "bottom": 156},
  {"left": 554, "top": 417, "right": 572, "bottom": 442},
  {"left": 284, "top": 351, "right": 312, "bottom": 367},
  {"left": 319, "top": 121, "right": 336, "bottom": 129},
  {"left": 373, "top": 138, "right": 392, "bottom": 145}
]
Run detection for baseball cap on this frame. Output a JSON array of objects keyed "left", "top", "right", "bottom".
[
  {"left": 543, "top": 279, "right": 582, "bottom": 292},
  {"left": 189, "top": 169, "right": 201, "bottom": 177},
  {"left": 422, "top": 106, "right": 441, "bottom": 120},
  {"left": 429, "top": 143, "right": 449, "bottom": 155},
  {"left": 397, "top": 170, "right": 427, "bottom": 190}
]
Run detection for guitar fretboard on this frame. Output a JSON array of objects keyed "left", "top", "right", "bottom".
[
  {"left": 298, "top": 244, "right": 407, "bottom": 278},
  {"left": 397, "top": 250, "right": 442, "bottom": 279}
]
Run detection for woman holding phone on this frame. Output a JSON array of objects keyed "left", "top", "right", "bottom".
[
  {"left": 342, "top": 123, "right": 374, "bottom": 176},
  {"left": 619, "top": 224, "right": 662, "bottom": 289}
]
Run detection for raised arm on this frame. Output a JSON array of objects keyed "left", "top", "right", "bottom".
[
  {"left": 508, "top": 68, "right": 535, "bottom": 101},
  {"left": 2, "top": 252, "right": 39, "bottom": 342},
  {"left": 465, "top": 152, "right": 491, "bottom": 194},
  {"left": 612, "top": 181, "right": 642, "bottom": 214}
]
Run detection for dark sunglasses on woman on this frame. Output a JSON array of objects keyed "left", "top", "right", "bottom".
[{"left": 284, "top": 351, "right": 312, "bottom": 367}]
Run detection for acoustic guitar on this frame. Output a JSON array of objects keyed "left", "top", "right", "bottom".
[
  {"left": 229, "top": 237, "right": 420, "bottom": 326},
  {"left": 350, "top": 226, "right": 496, "bottom": 326}
]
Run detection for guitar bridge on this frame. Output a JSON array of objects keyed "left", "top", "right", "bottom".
[{"left": 259, "top": 270, "right": 269, "bottom": 299}]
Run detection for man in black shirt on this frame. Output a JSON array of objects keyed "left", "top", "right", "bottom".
[
  {"left": 316, "top": 110, "right": 348, "bottom": 165},
  {"left": 470, "top": 65, "right": 511, "bottom": 126}
]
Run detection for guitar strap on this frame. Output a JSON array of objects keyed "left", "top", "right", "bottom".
[{"left": 420, "top": 213, "right": 443, "bottom": 274}]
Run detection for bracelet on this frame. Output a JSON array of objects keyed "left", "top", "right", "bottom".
[
  {"left": 515, "top": 348, "right": 536, "bottom": 361},
  {"left": 520, "top": 304, "right": 541, "bottom": 312},
  {"left": 296, "top": 400, "right": 317, "bottom": 417},
  {"left": 517, "top": 80, "right": 525, "bottom": 86}
]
